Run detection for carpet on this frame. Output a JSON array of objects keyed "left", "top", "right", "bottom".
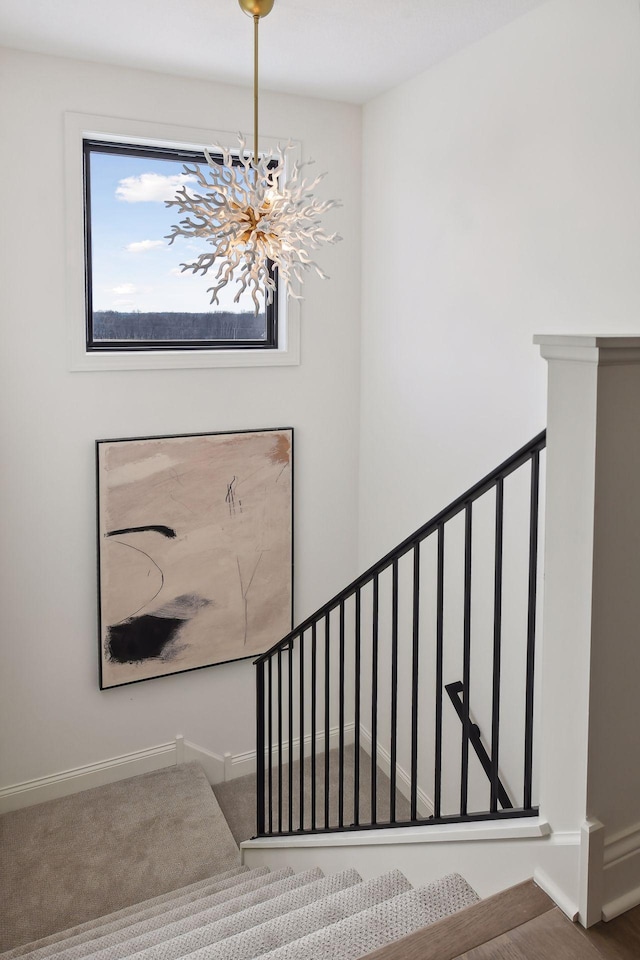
[
  {"left": 0, "top": 762, "right": 239, "bottom": 952},
  {"left": 213, "top": 744, "right": 413, "bottom": 845}
]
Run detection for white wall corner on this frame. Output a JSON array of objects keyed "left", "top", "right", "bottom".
[
  {"left": 359, "top": 725, "right": 433, "bottom": 819},
  {"left": 534, "top": 868, "right": 579, "bottom": 922},
  {"left": 182, "top": 739, "right": 226, "bottom": 784},
  {"left": 224, "top": 748, "right": 254, "bottom": 781}
]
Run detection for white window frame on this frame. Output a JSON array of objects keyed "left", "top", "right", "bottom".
[{"left": 64, "top": 112, "right": 301, "bottom": 372}]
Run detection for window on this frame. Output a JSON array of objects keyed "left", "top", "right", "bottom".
[{"left": 83, "top": 139, "right": 278, "bottom": 353}]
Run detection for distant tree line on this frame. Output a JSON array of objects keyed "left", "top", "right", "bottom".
[{"left": 93, "top": 310, "right": 266, "bottom": 342}]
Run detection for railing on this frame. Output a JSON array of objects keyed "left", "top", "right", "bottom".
[{"left": 254, "top": 431, "right": 546, "bottom": 837}]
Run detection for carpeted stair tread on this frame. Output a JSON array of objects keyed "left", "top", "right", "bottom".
[
  {"left": 179, "top": 869, "right": 412, "bottom": 960},
  {"left": 0, "top": 869, "right": 252, "bottom": 960},
  {"left": 111, "top": 869, "right": 362, "bottom": 960},
  {"left": 15, "top": 871, "right": 284, "bottom": 960},
  {"left": 253, "top": 873, "right": 480, "bottom": 960},
  {"left": 71, "top": 869, "right": 337, "bottom": 960}
]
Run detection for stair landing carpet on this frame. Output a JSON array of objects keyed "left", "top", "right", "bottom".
[{"left": 0, "top": 762, "right": 240, "bottom": 952}]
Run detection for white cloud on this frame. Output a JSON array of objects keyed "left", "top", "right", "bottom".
[
  {"left": 169, "top": 267, "right": 190, "bottom": 277},
  {"left": 126, "top": 239, "right": 165, "bottom": 253},
  {"left": 112, "top": 283, "right": 136, "bottom": 294},
  {"left": 116, "top": 172, "right": 196, "bottom": 203}
]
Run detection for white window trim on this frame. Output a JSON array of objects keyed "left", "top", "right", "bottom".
[{"left": 64, "top": 112, "right": 301, "bottom": 372}]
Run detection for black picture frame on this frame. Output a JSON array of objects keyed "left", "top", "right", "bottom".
[{"left": 96, "top": 427, "right": 294, "bottom": 689}]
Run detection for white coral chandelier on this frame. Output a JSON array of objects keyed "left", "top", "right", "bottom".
[{"left": 166, "top": 0, "right": 341, "bottom": 314}]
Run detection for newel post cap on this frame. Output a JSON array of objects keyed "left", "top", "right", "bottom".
[{"left": 534, "top": 334, "right": 640, "bottom": 364}]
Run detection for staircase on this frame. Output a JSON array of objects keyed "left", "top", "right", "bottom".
[{"left": 2, "top": 864, "right": 480, "bottom": 960}]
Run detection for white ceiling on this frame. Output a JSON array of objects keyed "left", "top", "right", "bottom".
[{"left": 0, "top": 0, "right": 548, "bottom": 104}]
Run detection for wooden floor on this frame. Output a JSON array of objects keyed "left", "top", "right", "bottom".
[{"left": 363, "top": 880, "right": 640, "bottom": 960}]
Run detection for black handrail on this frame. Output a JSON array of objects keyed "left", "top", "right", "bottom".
[
  {"left": 255, "top": 430, "right": 546, "bottom": 838},
  {"left": 254, "top": 430, "right": 546, "bottom": 665}
]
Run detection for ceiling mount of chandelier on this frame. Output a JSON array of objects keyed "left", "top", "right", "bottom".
[{"left": 165, "top": 0, "right": 342, "bottom": 315}]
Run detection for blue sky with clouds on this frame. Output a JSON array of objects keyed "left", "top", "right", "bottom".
[{"left": 89, "top": 150, "right": 263, "bottom": 316}]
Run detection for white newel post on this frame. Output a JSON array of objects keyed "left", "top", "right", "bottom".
[{"left": 535, "top": 335, "right": 640, "bottom": 926}]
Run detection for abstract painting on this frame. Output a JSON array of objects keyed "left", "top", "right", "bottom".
[{"left": 96, "top": 428, "right": 293, "bottom": 688}]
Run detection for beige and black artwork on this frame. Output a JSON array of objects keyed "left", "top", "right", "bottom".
[{"left": 96, "top": 428, "right": 293, "bottom": 689}]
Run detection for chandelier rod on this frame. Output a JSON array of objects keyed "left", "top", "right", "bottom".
[{"left": 253, "top": 13, "right": 259, "bottom": 166}]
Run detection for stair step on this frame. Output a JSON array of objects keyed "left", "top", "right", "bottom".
[
  {"left": 359, "top": 879, "right": 554, "bottom": 960},
  {"left": 21, "top": 871, "right": 286, "bottom": 960},
  {"left": 254, "top": 873, "right": 479, "bottom": 960},
  {"left": 126, "top": 870, "right": 362, "bottom": 960},
  {"left": 193, "top": 869, "right": 412, "bottom": 960},
  {"left": 70, "top": 870, "right": 327, "bottom": 960},
  {"left": 1, "top": 869, "right": 251, "bottom": 960}
]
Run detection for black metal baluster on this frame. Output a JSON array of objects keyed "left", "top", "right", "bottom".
[
  {"left": 353, "top": 588, "right": 361, "bottom": 827},
  {"left": 256, "top": 660, "right": 266, "bottom": 837},
  {"left": 311, "top": 622, "right": 317, "bottom": 831},
  {"left": 324, "top": 614, "right": 331, "bottom": 828},
  {"left": 461, "top": 502, "right": 472, "bottom": 816},
  {"left": 491, "top": 479, "right": 504, "bottom": 813},
  {"left": 371, "top": 574, "right": 379, "bottom": 824},
  {"left": 254, "top": 432, "right": 545, "bottom": 840},
  {"left": 410, "top": 544, "right": 421, "bottom": 821},
  {"left": 524, "top": 451, "right": 540, "bottom": 810},
  {"left": 434, "top": 523, "right": 445, "bottom": 819},
  {"left": 338, "top": 600, "right": 345, "bottom": 828},
  {"left": 277, "top": 648, "right": 283, "bottom": 833},
  {"left": 288, "top": 639, "right": 294, "bottom": 833},
  {"left": 268, "top": 656, "right": 273, "bottom": 833},
  {"left": 390, "top": 559, "right": 399, "bottom": 823},
  {"left": 299, "top": 630, "right": 305, "bottom": 831}
]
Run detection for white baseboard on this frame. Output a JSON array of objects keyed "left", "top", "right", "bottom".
[
  {"left": 602, "top": 884, "right": 640, "bottom": 922},
  {"left": 222, "top": 722, "right": 356, "bottom": 781},
  {"left": 0, "top": 726, "right": 356, "bottom": 814},
  {"left": 359, "top": 725, "right": 434, "bottom": 818},
  {"left": 0, "top": 736, "right": 242, "bottom": 813},
  {"left": 534, "top": 867, "right": 579, "bottom": 921},
  {"left": 0, "top": 740, "right": 181, "bottom": 813},
  {"left": 602, "top": 821, "right": 640, "bottom": 920}
]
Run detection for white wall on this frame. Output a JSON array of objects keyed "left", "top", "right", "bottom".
[
  {"left": 0, "top": 48, "right": 362, "bottom": 788},
  {"left": 358, "top": 0, "right": 640, "bottom": 817},
  {"left": 359, "top": 0, "right": 640, "bottom": 566}
]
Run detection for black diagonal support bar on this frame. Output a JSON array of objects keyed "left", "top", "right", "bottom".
[
  {"left": 252, "top": 431, "right": 544, "bottom": 838},
  {"left": 445, "top": 681, "right": 514, "bottom": 811}
]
